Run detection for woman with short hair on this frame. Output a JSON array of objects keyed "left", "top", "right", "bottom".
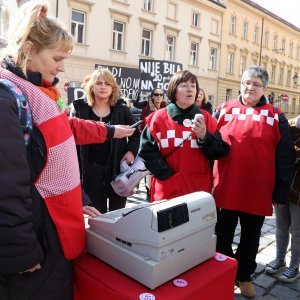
[
  {"left": 139, "top": 70, "right": 229, "bottom": 202},
  {"left": 213, "top": 66, "right": 295, "bottom": 298}
]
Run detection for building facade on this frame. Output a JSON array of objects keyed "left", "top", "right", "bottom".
[
  {"left": 55, "top": 0, "right": 225, "bottom": 107},
  {"left": 1, "top": 0, "right": 300, "bottom": 117},
  {"left": 220, "top": 0, "right": 300, "bottom": 117}
]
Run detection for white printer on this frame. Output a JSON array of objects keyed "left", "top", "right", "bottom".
[{"left": 87, "top": 191, "right": 217, "bottom": 289}]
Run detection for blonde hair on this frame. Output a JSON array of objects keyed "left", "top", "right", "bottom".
[
  {"left": 85, "top": 68, "right": 121, "bottom": 107},
  {"left": 81, "top": 74, "right": 91, "bottom": 88},
  {"left": 2, "top": 0, "right": 73, "bottom": 75}
]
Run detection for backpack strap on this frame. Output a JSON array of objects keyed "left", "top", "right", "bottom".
[{"left": 0, "top": 79, "right": 33, "bottom": 145}]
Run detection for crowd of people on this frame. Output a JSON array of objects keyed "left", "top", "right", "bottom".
[{"left": 0, "top": 1, "right": 299, "bottom": 299}]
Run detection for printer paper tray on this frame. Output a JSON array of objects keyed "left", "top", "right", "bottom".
[{"left": 86, "top": 229, "right": 216, "bottom": 289}]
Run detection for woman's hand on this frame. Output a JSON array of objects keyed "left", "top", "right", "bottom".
[
  {"left": 192, "top": 115, "right": 206, "bottom": 140},
  {"left": 83, "top": 205, "right": 102, "bottom": 217},
  {"left": 113, "top": 125, "right": 135, "bottom": 138},
  {"left": 121, "top": 151, "right": 135, "bottom": 164}
]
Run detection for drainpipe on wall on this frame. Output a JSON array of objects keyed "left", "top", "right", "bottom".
[
  {"left": 56, "top": 0, "right": 59, "bottom": 18},
  {"left": 259, "top": 18, "right": 264, "bottom": 66}
]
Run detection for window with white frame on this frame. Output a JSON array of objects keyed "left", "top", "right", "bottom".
[
  {"left": 251, "top": 59, "right": 258, "bottom": 66},
  {"left": 273, "top": 35, "right": 278, "bottom": 50},
  {"left": 282, "top": 38, "right": 286, "bottom": 53},
  {"left": 254, "top": 26, "right": 259, "bottom": 44},
  {"left": 112, "top": 21, "right": 125, "bottom": 51},
  {"left": 264, "top": 30, "right": 269, "bottom": 47},
  {"left": 192, "top": 11, "right": 200, "bottom": 28},
  {"left": 227, "top": 52, "right": 234, "bottom": 74},
  {"left": 239, "top": 56, "right": 246, "bottom": 76},
  {"left": 289, "top": 42, "right": 294, "bottom": 57},
  {"left": 209, "top": 48, "right": 217, "bottom": 70},
  {"left": 166, "top": 35, "right": 175, "bottom": 61},
  {"left": 71, "top": 10, "right": 85, "bottom": 44},
  {"left": 242, "top": 21, "right": 248, "bottom": 39},
  {"left": 141, "top": 28, "right": 152, "bottom": 56},
  {"left": 226, "top": 89, "right": 232, "bottom": 102},
  {"left": 278, "top": 67, "right": 284, "bottom": 85},
  {"left": 211, "top": 19, "right": 219, "bottom": 35},
  {"left": 262, "top": 62, "right": 267, "bottom": 70},
  {"left": 168, "top": 1, "right": 177, "bottom": 20},
  {"left": 143, "top": 0, "right": 154, "bottom": 11},
  {"left": 287, "top": 69, "right": 291, "bottom": 86},
  {"left": 297, "top": 45, "right": 300, "bottom": 60},
  {"left": 281, "top": 38, "right": 285, "bottom": 53},
  {"left": 229, "top": 15, "right": 236, "bottom": 34},
  {"left": 190, "top": 42, "right": 199, "bottom": 66},
  {"left": 271, "top": 65, "right": 276, "bottom": 82}
]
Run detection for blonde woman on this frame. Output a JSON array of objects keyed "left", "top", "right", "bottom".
[{"left": 74, "top": 68, "right": 140, "bottom": 213}]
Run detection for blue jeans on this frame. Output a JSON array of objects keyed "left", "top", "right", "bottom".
[{"left": 275, "top": 202, "right": 300, "bottom": 269}]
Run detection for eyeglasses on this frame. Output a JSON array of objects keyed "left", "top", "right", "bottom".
[
  {"left": 242, "top": 81, "right": 263, "bottom": 89},
  {"left": 153, "top": 93, "right": 163, "bottom": 96}
]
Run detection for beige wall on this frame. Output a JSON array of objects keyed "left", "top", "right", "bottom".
[
  {"left": 54, "top": 0, "right": 225, "bottom": 103},
  {"left": 2, "top": 0, "right": 300, "bottom": 117},
  {"left": 219, "top": 0, "right": 300, "bottom": 117}
]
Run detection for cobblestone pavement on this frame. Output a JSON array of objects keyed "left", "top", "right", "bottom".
[{"left": 127, "top": 182, "right": 300, "bottom": 300}]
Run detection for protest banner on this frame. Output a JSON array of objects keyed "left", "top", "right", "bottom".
[
  {"left": 95, "top": 64, "right": 140, "bottom": 101},
  {"left": 67, "top": 87, "right": 86, "bottom": 105},
  {"left": 139, "top": 59, "right": 182, "bottom": 93}
]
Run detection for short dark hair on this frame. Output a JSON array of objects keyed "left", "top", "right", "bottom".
[{"left": 167, "top": 70, "right": 199, "bottom": 103}]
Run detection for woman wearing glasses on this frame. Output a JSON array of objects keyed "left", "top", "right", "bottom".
[
  {"left": 139, "top": 88, "right": 166, "bottom": 131},
  {"left": 139, "top": 70, "right": 230, "bottom": 202},
  {"left": 213, "top": 66, "right": 295, "bottom": 298}
]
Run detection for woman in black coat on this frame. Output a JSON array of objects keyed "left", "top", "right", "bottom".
[{"left": 74, "top": 68, "right": 140, "bottom": 213}]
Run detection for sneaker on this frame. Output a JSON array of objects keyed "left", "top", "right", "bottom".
[
  {"left": 279, "top": 267, "right": 300, "bottom": 283},
  {"left": 265, "top": 259, "right": 286, "bottom": 274},
  {"left": 237, "top": 281, "right": 255, "bottom": 298}
]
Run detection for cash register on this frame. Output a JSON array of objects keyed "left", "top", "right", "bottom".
[{"left": 86, "top": 191, "right": 217, "bottom": 289}]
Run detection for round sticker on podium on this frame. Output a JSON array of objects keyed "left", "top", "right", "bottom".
[
  {"left": 173, "top": 278, "right": 188, "bottom": 287},
  {"left": 139, "top": 292, "right": 155, "bottom": 300},
  {"left": 214, "top": 253, "right": 227, "bottom": 262}
]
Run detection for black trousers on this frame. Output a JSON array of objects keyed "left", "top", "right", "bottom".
[
  {"left": 215, "top": 208, "right": 265, "bottom": 281},
  {"left": 0, "top": 258, "right": 72, "bottom": 300},
  {"left": 85, "top": 162, "right": 126, "bottom": 213}
]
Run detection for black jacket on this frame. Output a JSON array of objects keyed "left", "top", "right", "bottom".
[
  {"left": 0, "top": 58, "right": 65, "bottom": 274},
  {"left": 73, "top": 100, "right": 140, "bottom": 187},
  {"left": 288, "top": 117, "right": 300, "bottom": 206}
]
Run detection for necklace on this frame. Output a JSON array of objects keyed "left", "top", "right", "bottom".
[{"left": 93, "top": 106, "right": 110, "bottom": 122}]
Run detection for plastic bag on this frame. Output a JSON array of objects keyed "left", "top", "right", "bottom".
[{"left": 111, "top": 156, "right": 150, "bottom": 197}]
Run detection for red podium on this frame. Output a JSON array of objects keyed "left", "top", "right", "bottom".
[{"left": 73, "top": 252, "right": 237, "bottom": 300}]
